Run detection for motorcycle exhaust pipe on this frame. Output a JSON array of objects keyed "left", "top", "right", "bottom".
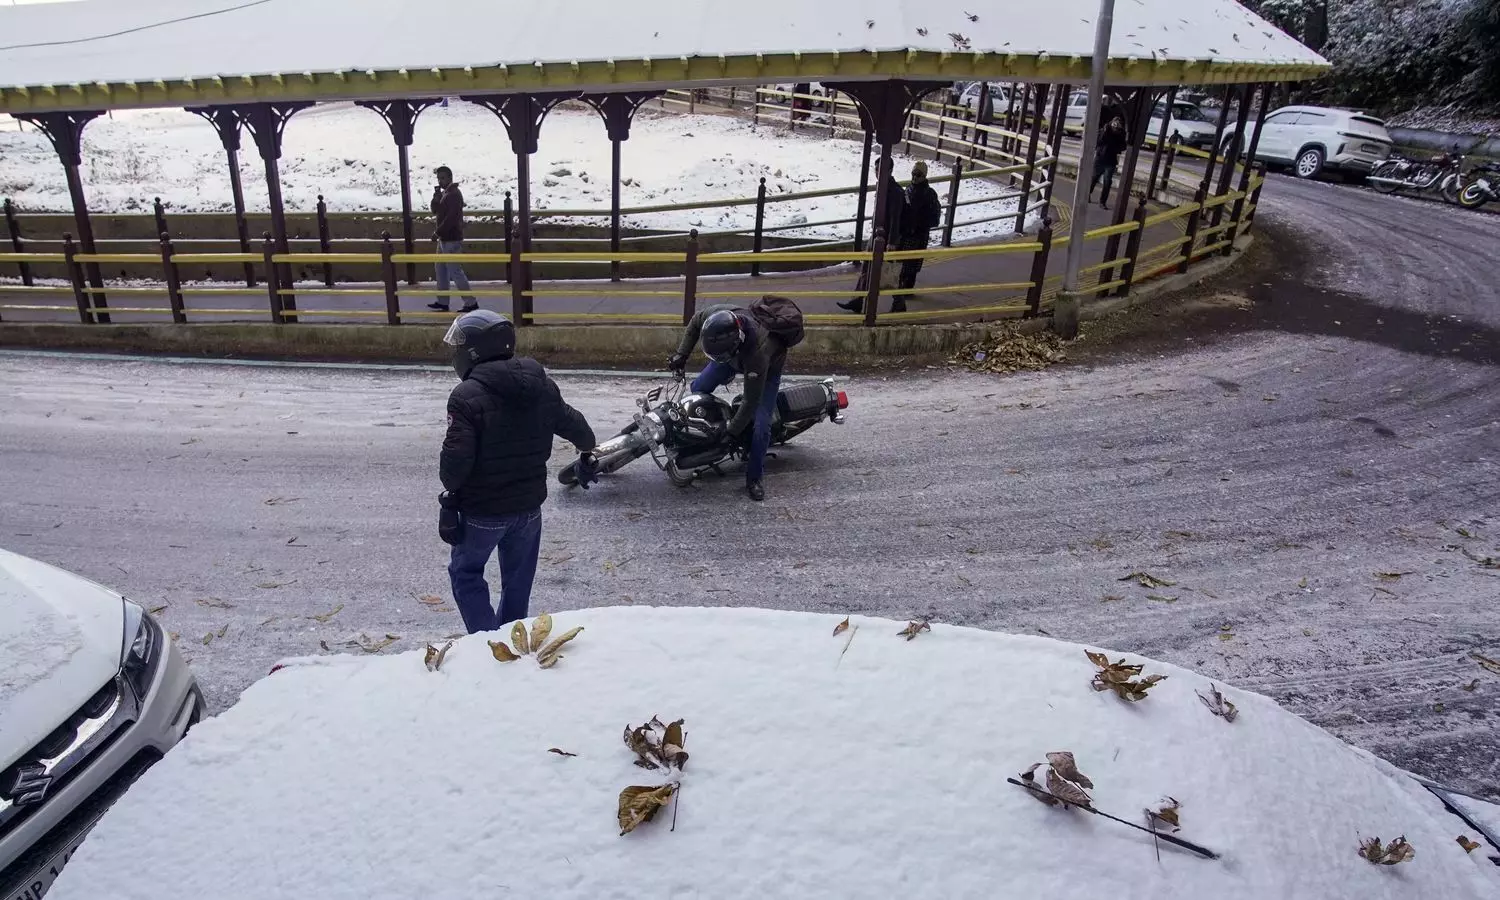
[{"left": 1364, "top": 175, "right": 1418, "bottom": 187}]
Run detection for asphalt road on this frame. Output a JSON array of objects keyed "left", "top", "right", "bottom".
[{"left": 2, "top": 172, "right": 1498, "bottom": 797}]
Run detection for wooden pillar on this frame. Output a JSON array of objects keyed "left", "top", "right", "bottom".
[
  {"left": 1211, "top": 84, "right": 1255, "bottom": 229},
  {"left": 355, "top": 99, "right": 438, "bottom": 287},
  {"left": 610, "top": 137, "right": 623, "bottom": 281},
  {"left": 1043, "top": 84, "right": 1070, "bottom": 209},
  {"left": 1100, "top": 90, "right": 1153, "bottom": 280},
  {"left": 577, "top": 92, "right": 663, "bottom": 284},
  {"left": 1144, "top": 86, "right": 1177, "bottom": 203},
  {"left": 853, "top": 129, "right": 873, "bottom": 251},
  {"left": 1196, "top": 85, "right": 1236, "bottom": 203},
  {"left": 4, "top": 198, "right": 33, "bottom": 286},
  {"left": 238, "top": 102, "right": 312, "bottom": 318},
  {"left": 16, "top": 111, "right": 107, "bottom": 319},
  {"left": 1223, "top": 85, "right": 1273, "bottom": 255},
  {"left": 1016, "top": 84, "right": 1050, "bottom": 233}
]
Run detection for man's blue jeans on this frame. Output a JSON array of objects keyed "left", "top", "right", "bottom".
[
  {"left": 692, "top": 361, "right": 782, "bottom": 482},
  {"left": 435, "top": 239, "right": 474, "bottom": 307},
  {"left": 447, "top": 508, "right": 542, "bottom": 633}
]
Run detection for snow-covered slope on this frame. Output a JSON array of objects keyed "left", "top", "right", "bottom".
[
  {"left": 0, "top": 104, "right": 1028, "bottom": 240},
  {"left": 50, "top": 607, "right": 1498, "bottom": 900}
]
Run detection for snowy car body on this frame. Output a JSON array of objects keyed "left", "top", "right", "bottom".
[
  {"left": 0, "top": 549, "right": 201, "bottom": 900},
  {"left": 957, "top": 81, "right": 1014, "bottom": 114},
  {"left": 1147, "top": 100, "right": 1221, "bottom": 149},
  {"left": 1251, "top": 105, "right": 1393, "bottom": 179}
]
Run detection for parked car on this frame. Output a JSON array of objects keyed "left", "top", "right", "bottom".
[
  {"left": 1250, "top": 105, "right": 1393, "bottom": 179},
  {"left": 1147, "top": 99, "right": 1221, "bottom": 149},
  {"left": 0, "top": 549, "right": 201, "bottom": 899},
  {"left": 957, "top": 81, "right": 1015, "bottom": 115}
]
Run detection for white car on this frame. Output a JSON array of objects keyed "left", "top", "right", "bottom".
[
  {"left": 1147, "top": 99, "right": 1221, "bottom": 149},
  {"left": 0, "top": 549, "right": 201, "bottom": 899},
  {"left": 957, "top": 81, "right": 1014, "bottom": 116},
  {"left": 1250, "top": 105, "right": 1393, "bottom": 179}
]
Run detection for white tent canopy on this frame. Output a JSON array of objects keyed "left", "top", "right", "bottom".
[{"left": 0, "top": 0, "right": 1326, "bottom": 114}]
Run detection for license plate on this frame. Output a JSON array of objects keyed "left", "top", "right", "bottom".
[
  {"left": 1362, "top": 143, "right": 1383, "bottom": 155},
  {"left": 7, "top": 829, "right": 91, "bottom": 900}
]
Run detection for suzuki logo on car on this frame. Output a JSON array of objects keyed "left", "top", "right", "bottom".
[{"left": 8, "top": 762, "right": 52, "bottom": 807}]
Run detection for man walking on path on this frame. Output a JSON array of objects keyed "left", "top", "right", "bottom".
[
  {"left": 1090, "top": 117, "right": 1129, "bottom": 209},
  {"left": 438, "top": 310, "right": 597, "bottom": 632},
  {"left": 428, "top": 165, "right": 478, "bottom": 312},
  {"left": 840, "top": 165, "right": 907, "bottom": 314},
  {"left": 895, "top": 161, "right": 943, "bottom": 310}
]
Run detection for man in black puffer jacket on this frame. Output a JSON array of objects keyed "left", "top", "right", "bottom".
[{"left": 438, "top": 310, "right": 597, "bottom": 633}]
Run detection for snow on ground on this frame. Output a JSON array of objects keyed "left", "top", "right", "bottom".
[
  {"left": 0, "top": 104, "right": 1030, "bottom": 241},
  {"left": 50, "top": 607, "right": 1498, "bottom": 900}
]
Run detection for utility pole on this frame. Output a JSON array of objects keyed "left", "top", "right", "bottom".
[{"left": 1054, "top": 0, "right": 1115, "bottom": 339}]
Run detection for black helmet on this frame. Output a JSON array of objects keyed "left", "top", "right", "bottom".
[
  {"left": 443, "top": 309, "right": 516, "bottom": 379},
  {"left": 701, "top": 310, "right": 745, "bottom": 363}
]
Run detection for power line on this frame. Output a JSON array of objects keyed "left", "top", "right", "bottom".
[{"left": 0, "top": 0, "right": 274, "bottom": 53}]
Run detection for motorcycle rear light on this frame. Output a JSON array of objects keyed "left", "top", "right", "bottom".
[{"left": 836, "top": 391, "right": 849, "bottom": 409}]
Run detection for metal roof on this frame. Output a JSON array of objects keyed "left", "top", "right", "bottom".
[{"left": 0, "top": 0, "right": 1329, "bottom": 115}]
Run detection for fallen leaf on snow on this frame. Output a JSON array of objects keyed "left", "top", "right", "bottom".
[
  {"left": 308, "top": 603, "right": 344, "bottom": 623},
  {"left": 898, "top": 619, "right": 932, "bottom": 641},
  {"left": 488, "top": 640, "right": 519, "bottom": 662},
  {"left": 1147, "top": 797, "right": 1181, "bottom": 831},
  {"left": 1376, "top": 571, "right": 1413, "bottom": 582},
  {"left": 1196, "top": 684, "right": 1239, "bottom": 722},
  {"left": 1087, "top": 650, "right": 1167, "bottom": 701},
  {"left": 1470, "top": 652, "right": 1500, "bottom": 675},
  {"left": 148, "top": 603, "right": 170, "bottom": 615},
  {"left": 1045, "top": 751, "right": 1093, "bottom": 789},
  {"left": 537, "top": 626, "right": 584, "bottom": 667},
  {"left": 352, "top": 633, "right": 399, "bottom": 654},
  {"left": 1457, "top": 835, "right": 1481, "bottom": 853},
  {"left": 1358, "top": 835, "right": 1414, "bottom": 865},
  {"left": 1461, "top": 679, "right": 1479, "bottom": 691},
  {"left": 1146, "top": 594, "right": 1179, "bottom": 603},
  {"left": 424, "top": 640, "right": 454, "bottom": 672},
  {"left": 195, "top": 597, "right": 234, "bottom": 609},
  {"left": 530, "top": 613, "right": 553, "bottom": 653},
  {"left": 548, "top": 748, "right": 578, "bottom": 758},
  {"left": 1046, "top": 766, "right": 1092, "bottom": 808},
  {"left": 618, "top": 783, "right": 678, "bottom": 836},
  {"left": 832, "top": 616, "right": 850, "bottom": 637},
  {"left": 512, "top": 621, "right": 532, "bottom": 656},
  {"left": 417, "top": 594, "right": 445, "bottom": 606}
]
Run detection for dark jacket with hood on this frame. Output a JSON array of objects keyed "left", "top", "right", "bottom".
[
  {"left": 432, "top": 184, "right": 465, "bottom": 242},
  {"left": 902, "top": 176, "right": 942, "bottom": 249},
  {"left": 674, "top": 303, "right": 786, "bottom": 437},
  {"left": 440, "top": 357, "right": 596, "bottom": 516}
]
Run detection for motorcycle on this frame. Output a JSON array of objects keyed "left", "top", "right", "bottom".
[
  {"left": 558, "top": 375, "right": 849, "bottom": 488},
  {"left": 1458, "top": 162, "right": 1499, "bottom": 210},
  {"left": 1367, "top": 150, "right": 1466, "bottom": 201}
]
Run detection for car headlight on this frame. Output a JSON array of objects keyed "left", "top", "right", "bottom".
[{"left": 121, "top": 599, "right": 159, "bottom": 699}]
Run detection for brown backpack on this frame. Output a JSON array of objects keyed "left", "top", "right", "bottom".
[{"left": 748, "top": 295, "right": 805, "bottom": 348}]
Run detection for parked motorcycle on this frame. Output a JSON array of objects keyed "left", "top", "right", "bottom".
[
  {"left": 1367, "top": 150, "right": 1466, "bottom": 201},
  {"left": 558, "top": 375, "right": 848, "bottom": 488},
  {"left": 1458, "top": 162, "right": 1499, "bottom": 210}
]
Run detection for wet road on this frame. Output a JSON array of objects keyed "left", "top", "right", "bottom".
[{"left": 1, "top": 172, "right": 1497, "bottom": 797}]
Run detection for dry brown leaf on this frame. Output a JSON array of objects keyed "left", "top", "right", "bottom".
[
  {"left": 1046, "top": 766, "right": 1093, "bottom": 808},
  {"left": 1087, "top": 650, "right": 1166, "bottom": 701},
  {"left": 195, "top": 596, "right": 234, "bottom": 609},
  {"left": 1147, "top": 797, "right": 1181, "bottom": 831},
  {"left": 1461, "top": 679, "right": 1480, "bottom": 691},
  {"left": 1376, "top": 571, "right": 1413, "bottom": 582},
  {"left": 309, "top": 603, "right": 344, "bottom": 623},
  {"left": 1471, "top": 652, "right": 1500, "bottom": 675},
  {"left": 949, "top": 323, "right": 1066, "bottom": 374},
  {"left": 511, "top": 621, "right": 531, "bottom": 656},
  {"left": 1196, "top": 684, "right": 1239, "bottom": 722},
  {"left": 537, "top": 626, "right": 584, "bottom": 665},
  {"left": 148, "top": 603, "right": 170, "bottom": 615},
  {"left": 353, "top": 633, "right": 399, "bottom": 653},
  {"left": 1045, "top": 752, "right": 1094, "bottom": 789},
  {"left": 1017, "top": 763, "right": 1058, "bottom": 806},
  {"left": 1120, "top": 571, "right": 1176, "bottom": 589},
  {"left": 424, "top": 640, "right": 454, "bottom": 672},
  {"left": 898, "top": 619, "right": 931, "bottom": 641},
  {"left": 417, "top": 594, "right": 445, "bottom": 606},
  {"left": 530, "top": 613, "right": 553, "bottom": 654},
  {"left": 488, "top": 640, "right": 519, "bottom": 662},
  {"left": 1457, "top": 835, "right": 1481, "bottom": 853},
  {"left": 662, "top": 719, "right": 689, "bottom": 770},
  {"left": 548, "top": 748, "right": 578, "bottom": 758},
  {"left": 618, "top": 783, "right": 677, "bottom": 836},
  {"left": 624, "top": 723, "right": 660, "bottom": 769},
  {"left": 832, "top": 616, "right": 850, "bottom": 637},
  {"left": 1359, "top": 835, "right": 1416, "bottom": 865}
]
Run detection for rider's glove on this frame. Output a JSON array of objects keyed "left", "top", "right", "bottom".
[
  {"left": 667, "top": 353, "right": 688, "bottom": 378},
  {"left": 575, "top": 452, "right": 600, "bottom": 489}
]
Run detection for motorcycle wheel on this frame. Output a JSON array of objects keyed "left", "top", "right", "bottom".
[
  {"left": 1441, "top": 177, "right": 1463, "bottom": 204},
  {"left": 1458, "top": 183, "right": 1491, "bottom": 210},
  {"left": 1369, "top": 162, "right": 1400, "bottom": 194},
  {"left": 664, "top": 458, "right": 698, "bottom": 488}
]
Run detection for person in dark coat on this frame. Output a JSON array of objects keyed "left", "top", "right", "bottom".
[
  {"left": 668, "top": 299, "right": 802, "bottom": 502},
  {"left": 427, "top": 165, "right": 477, "bottom": 312},
  {"left": 895, "top": 161, "right": 943, "bottom": 309},
  {"left": 839, "top": 163, "right": 906, "bottom": 314},
  {"left": 438, "top": 310, "right": 597, "bottom": 633},
  {"left": 1090, "top": 116, "right": 1130, "bottom": 208}
]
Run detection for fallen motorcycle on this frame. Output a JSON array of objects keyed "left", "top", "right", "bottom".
[{"left": 559, "top": 375, "right": 848, "bottom": 488}]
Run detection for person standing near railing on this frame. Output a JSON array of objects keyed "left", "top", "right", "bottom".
[
  {"left": 1090, "top": 117, "right": 1130, "bottom": 209},
  {"left": 428, "top": 165, "right": 478, "bottom": 313},
  {"left": 840, "top": 167, "right": 906, "bottom": 314},
  {"left": 894, "top": 162, "right": 943, "bottom": 310}
]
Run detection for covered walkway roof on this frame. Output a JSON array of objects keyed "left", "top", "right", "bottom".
[{"left": 0, "top": 0, "right": 1327, "bottom": 115}]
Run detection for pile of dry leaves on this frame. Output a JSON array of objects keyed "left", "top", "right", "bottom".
[{"left": 949, "top": 325, "right": 1067, "bottom": 374}]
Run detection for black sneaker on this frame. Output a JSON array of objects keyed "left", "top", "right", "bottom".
[
  {"left": 427, "top": 301, "right": 450, "bottom": 311},
  {"left": 891, "top": 300, "right": 908, "bottom": 313},
  {"left": 459, "top": 303, "right": 479, "bottom": 312},
  {"left": 836, "top": 299, "right": 863, "bottom": 313},
  {"left": 746, "top": 480, "right": 765, "bottom": 502}
]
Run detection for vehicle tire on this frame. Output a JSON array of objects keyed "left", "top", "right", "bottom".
[
  {"left": 1440, "top": 178, "right": 1463, "bottom": 205},
  {"left": 1369, "top": 161, "right": 1400, "bottom": 194},
  {"left": 665, "top": 458, "right": 698, "bottom": 488},
  {"left": 1294, "top": 146, "right": 1325, "bottom": 180},
  {"left": 1458, "top": 183, "right": 1491, "bottom": 210}
]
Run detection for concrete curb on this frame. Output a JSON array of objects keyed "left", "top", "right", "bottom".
[{"left": 0, "top": 236, "right": 1252, "bottom": 370}]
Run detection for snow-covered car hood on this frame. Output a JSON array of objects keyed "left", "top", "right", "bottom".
[{"left": 0, "top": 549, "right": 123, "bottom": 771}]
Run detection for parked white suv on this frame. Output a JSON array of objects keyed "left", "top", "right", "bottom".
[
  {"left": 0, "top": 549, "right": 201, "bottom": 899},
  {"left": 1148, "top": 99, "right": 1221, "bottom": 149},
  {"left": 1250, "top": 105, "right": 1393, "bottom": 179}
]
